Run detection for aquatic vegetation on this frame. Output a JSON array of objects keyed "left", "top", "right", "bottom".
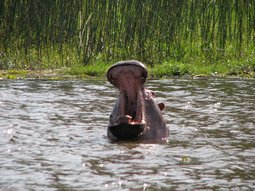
[{"left": 0, "top": 0, "right": 254, "bottom": 77}]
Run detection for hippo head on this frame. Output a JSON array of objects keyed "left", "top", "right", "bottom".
[{"left": 107, "top": 60, "right": 168, "bottom": 141}]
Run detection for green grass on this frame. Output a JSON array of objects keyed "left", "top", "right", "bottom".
[
  {"left": 1, "top": 54, "right": 254, "bottom": 80},
  {"left": 149, "top": 61, "right": 192, "bottom": 77},
  {"left": 1, "top": 1, "right": 254, "bottom": 69},
  {"left": 148, "top": 57, "right": 255, "bottom": 78},
  {"left": 0, "top": 45, "right": 254, "bottom": 79},
  {"left": 1, "top": 1, "right": 254, "bottom": 79},
  {"left": 66, "top": 61, "right": 110, "bottom": 78}
]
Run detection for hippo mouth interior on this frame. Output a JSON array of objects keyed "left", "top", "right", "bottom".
[{"left": 108, "top": 64, "right": 147, "bottom": 139}]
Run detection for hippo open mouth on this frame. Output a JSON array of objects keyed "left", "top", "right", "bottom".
[{"left": 107, "top": 61, "right": 148, "bottom": 139}]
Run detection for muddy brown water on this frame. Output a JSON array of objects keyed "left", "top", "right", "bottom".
[{"left": 0, "top": 78, "right": 254, "bottom": 190}]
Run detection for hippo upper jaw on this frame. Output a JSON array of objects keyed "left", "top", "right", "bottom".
[{"left": 107, "top": 60, "right": 147, "bottom": 88}]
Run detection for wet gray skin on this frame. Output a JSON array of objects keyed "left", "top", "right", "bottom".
[{"left": 107, "top": 60, "right": 169, "bottom": 141}]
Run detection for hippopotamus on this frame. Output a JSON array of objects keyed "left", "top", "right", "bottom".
[{"left": 106, "top": 60, "right": 169, "bottom": 141}]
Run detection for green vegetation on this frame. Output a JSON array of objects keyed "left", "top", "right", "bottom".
[{"left": 0, "top": 0, "right": 255, "bottom": 78}]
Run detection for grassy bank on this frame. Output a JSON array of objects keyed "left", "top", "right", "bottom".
[{"left": 1, "top": 57, "right": 254, "bottom": 80}]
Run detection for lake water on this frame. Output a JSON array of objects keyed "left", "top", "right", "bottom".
[{"left": 0, "top": 78, "right": 254, "bottom": 190}]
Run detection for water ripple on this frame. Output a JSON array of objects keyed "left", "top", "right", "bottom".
[{"left": 0, "top": 78, "right": 254, "bottom": 190}]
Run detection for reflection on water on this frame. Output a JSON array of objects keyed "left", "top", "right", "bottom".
[{"left": 0, "top": 78, "right": 254, "bottom": 190}]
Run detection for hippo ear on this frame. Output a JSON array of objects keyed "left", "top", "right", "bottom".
[{"left": 158, "top": 103, "right": 165, "bottom": 111}]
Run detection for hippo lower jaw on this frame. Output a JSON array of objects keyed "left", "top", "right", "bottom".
[
  {"left": 108, "top": 122, "right": 146, "bottom": 140},
  {"left": 108, "top": 89, "right": 147, "bottom": 140}
]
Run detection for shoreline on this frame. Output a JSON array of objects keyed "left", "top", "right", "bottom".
[{"left": 0, "top": 65, "right": 254, "bottom": 80}]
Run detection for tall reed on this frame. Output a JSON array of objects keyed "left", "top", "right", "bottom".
[{"left": 0, "top": 0, "right": 254, "bottom": 69}]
